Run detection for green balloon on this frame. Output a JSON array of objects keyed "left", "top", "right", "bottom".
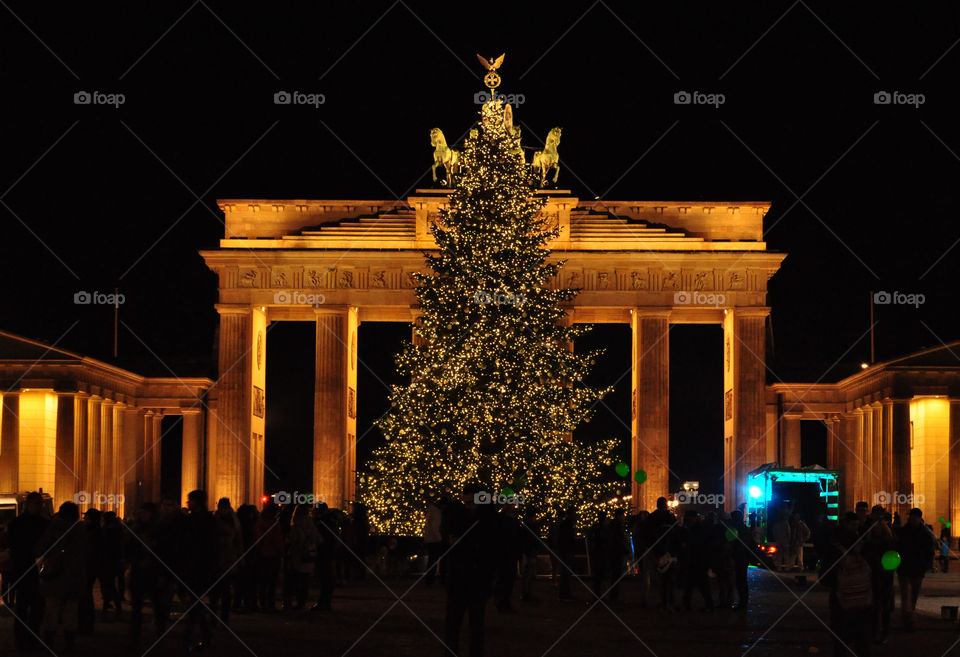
[
  {"left": 634, "top": 469, "right": 648, "bottom": 484},
  {"left": 881, "top": 550, "right": 901, "bottom": 571},
  {"left": 948, "top": 522, "right": 952, "bottom": 529},
  {"left": 615, "top": 462, "right": 630, "bottom": 477},
  {"left": 725, "top": 528, "right": 737, "bottom": 542},
  {"left": 502, "top": 487, "right": 515, "bottom": 498},
  {"left": 940, "top": 516, "right": 947, "bottom": 524}
]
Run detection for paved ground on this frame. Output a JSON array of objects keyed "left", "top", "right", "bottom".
[{"left": 3, "top": 568, "right": 960, "bottom": 657}]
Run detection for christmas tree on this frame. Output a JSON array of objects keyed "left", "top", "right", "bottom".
[{"left": 359, "top": 97, "right": 617, "bottom": 536}]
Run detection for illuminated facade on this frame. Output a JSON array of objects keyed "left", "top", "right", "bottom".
[
  {"left": 769, "top": 342, "right": 960, "bottom": 524},
  {"left": 0, "top": 331, "right": 212, "bottom": 517},
  {"left": 201, "top": 191, "right": 785, "bottom": 510}
]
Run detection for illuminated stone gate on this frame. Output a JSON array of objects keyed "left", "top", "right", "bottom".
[{"left": 201, "top": 190, "right": 785, "bottom": 511}]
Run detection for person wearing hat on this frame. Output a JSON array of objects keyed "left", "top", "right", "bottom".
[{"left": 895, "top": 507, "right": 934, "bottom": 631}]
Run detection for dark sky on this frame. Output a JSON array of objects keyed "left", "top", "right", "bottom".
[{"left": 3, "top": 2, "right": 957, "bottom": 494}]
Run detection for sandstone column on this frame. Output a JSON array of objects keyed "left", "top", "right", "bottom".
[
  {"left": 151, "top": 414, "right": 162, "bottom": 502},
  {"left": 120, "top": 407, "right": 143, "bottom": 515},
  {"left": 100, "top": 399, "right": 115, "bottom": 508},
  {"left": 0, "top": 392, "right": 20, "bottom": 492},
  {"left": 882, "top": 400, "right": 894, "bottom": 501},
  {"left": 87, "top": 395, "right": 102, "bottom": 500},
  {"left": 181, "top": 409, "right": 203, "bottom": 505},
  {"left": 142, "top": 410, "right": 157, "bottom": 504},
  {"left": 781, "top": 413, "right": 803, "bottom": 468},
  {"left": 214, "top": 304, "right": 253, "bottom": 506},
  {"left": 949, "top": 399, "right": 960, "bottom": 544},
  {"left": 890, "top": 399, "right": 912, "bottom": 518},
  {"left": 55, "top": 392, "right": 77, "bottom": 504},
  {"left": 871, "top": 403, "right": 883, "bottom": 496},
  {"left": 728, "top": 308, "right": 770, "bottom": 507},
  {"left": 313, "top": 307, "right": 358, "bottom": 509},
  {"left": 73, "top": 392, "right": 88, "bottom": 508},
  {"left": 841, "top": 411, "right": 864, "bottom": 510},
  {"left": 631, "top": 309, "right": 670, "bottom": 512}
]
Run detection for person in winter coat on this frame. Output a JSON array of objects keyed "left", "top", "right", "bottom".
[
  {"left": 36, "top": 502, "right": 86, "bottom": 653},
  {"left": 283, "top": 505, "right": 319, "bottom": 610},
  {"left": 861, "top": 513, "right": 895, "bottom": 644},
  {"left": 255, "top": 502, "right": 284, "bottom": 612},
  {"left": 789, "top": 513, "right": 811, "bottom": 571},
  {"left": 212, "top": 498, "right": 243, "bottom": 624},
  {"left": 7, "top": 492, "right": 49, "bottom": 650},
  {"left": 896, "top": 507, "right": 934, "bottom": 631}
]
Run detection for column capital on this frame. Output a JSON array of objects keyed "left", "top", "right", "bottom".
[
  {"left": 631, "top": 308, "right": 672, "bottom": 319},
  {"left": 313, "top": 305, "right": 355, "bottom": 317},
  {"left": 782, "top": 412, "right": 804, "bottom": 420},
  {"left": 216, "top": 303, "right": 253, "bottom": 316},
  {"left": 732, "top": 307, "right": 771, "bottom": 318}
]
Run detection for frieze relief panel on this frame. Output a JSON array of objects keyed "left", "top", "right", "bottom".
[{"left": 224, "top": 262, "right": 773, "bottom": 295}]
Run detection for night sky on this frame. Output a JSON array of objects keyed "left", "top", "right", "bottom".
[{"left": 3, "top": 2, "right": 957, "bottom": 498}]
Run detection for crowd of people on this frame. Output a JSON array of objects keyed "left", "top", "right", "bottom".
[
  {"left": 0, "top": 490, "right": 370, "bottom": 653},
  {"left": 0, "top": 487, "right": 954, "bottom": 657}
]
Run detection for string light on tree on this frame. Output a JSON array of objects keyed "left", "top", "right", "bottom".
[{"left": 358, "top": 55, "right": 616, "bottom": 535}]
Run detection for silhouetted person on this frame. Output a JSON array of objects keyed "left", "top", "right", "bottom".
[
  {"left": 554, "top": 507, "right": 577, "bottom": 600},
  {"left": 647, "top": 497, "right": 678, "bottom": 611},
  {"left": 284, "top": 504, "right": 318, "bottom": 610},
  {"left": 181, "top": 490, "right": 219, "bottom": 651},
  {"left": 729, "top": 510, "right": 753, "bottom": 610},
  {"left": 78, "top": 508, "right": 101, "bottom": 635},
  {"left": 896, "top": 507, "right": 933, "bottom": 631},
  {"left": 213, "top": 497, "right": 242, "bottom": 624},
  {"left": 424, "top": 498, "right": 444, "bottom": 586},
  {"left": 493, "top": 503, "right": 521, "bottom": 612},
  {"left": 36, "top": 501, "right": 86, "bottom": 653},
  {"left": 519, "top": 513, "right": 541, "bottom": 602},
  {"left": 680, "top": 510, "right": 713, "bottom": 611},
  {"left": 605, "top": 509, "right": 627, "bottom": 602},
  {"left": 706, "top": 512, "right": 733, "bottom": 607},
  {"left": 311, "top": 503, "right": 337, "bottom": 612},
  {"left": 939, "top": 522, "right": 951, "bottom": 573},
  {"left": 7, "top": 491, "right": 48, "bottom": 651},
  {"left": 234, "top": 504, "right": 259, "bottom": 612},
  {"left": 255, "top": 502, "right": 283, "bottom": 612},
  {"left": 862, "top": 512, "right": 895, "bottom": 644},
  {"left": 442, "top": 483, "right": 496, "bottom": 657},
  {"left": 825, "top": 516, "right": 873, "bottom": 657},
  {"left": 153, "top": 496, "right": 182, "bottom": 632},
  {"left": 126, "top": 502, "right": 167, "bottom": 646},
  {"left": 789, "top": 512, "right": 811, "bottom": 571},
  {"left": 631, "top": 510, "right": 652, "bottom": 606},
  {"left": 98, "top": 510, "right": 124, "bottom": 616}
]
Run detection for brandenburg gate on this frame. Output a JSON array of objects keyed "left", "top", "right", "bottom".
[{"left": 200, "top": 191, "right": 784, "bottom": 511}]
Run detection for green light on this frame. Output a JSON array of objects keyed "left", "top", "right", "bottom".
[{"left": 614, "top": 462, "right": 629, "bottom": 477}]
